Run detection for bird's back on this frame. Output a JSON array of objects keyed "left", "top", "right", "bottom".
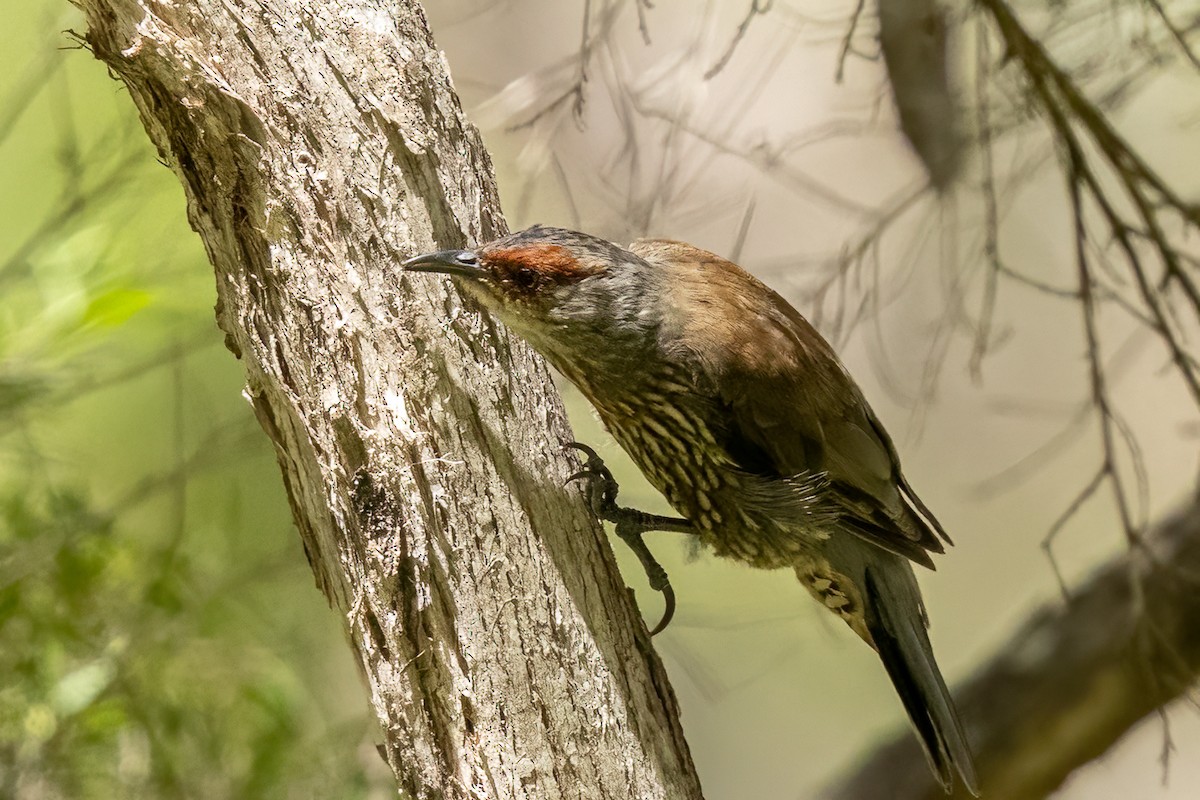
[
  {"left": 630, "top": 239, "right": 950, "bottom": 567},
  {"left": 627, "top": 238, "right": 976, "bottom": 794}
]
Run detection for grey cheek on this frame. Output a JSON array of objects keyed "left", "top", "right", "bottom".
[{"left": 552, "top": 287, "right": 604, "bottom": 324}]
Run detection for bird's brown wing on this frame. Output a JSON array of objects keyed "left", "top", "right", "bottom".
[{"left": 632, "top": 239, "right": 949, "bottom": 567}]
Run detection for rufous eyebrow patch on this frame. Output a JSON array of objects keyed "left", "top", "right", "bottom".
[{"left": 483, "top": 243, "right": 602, "bottom": 285}]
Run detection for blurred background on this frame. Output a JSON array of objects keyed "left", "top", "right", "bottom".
[{"left": 2, "top": 1, "right": 1198, "bottom": 798}]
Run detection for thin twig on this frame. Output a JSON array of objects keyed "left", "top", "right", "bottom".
[
  {"left": 834, "top": 0, "right": 868, "bottom": 83},
  {"left": 705, "top": 0, "right": 773, "bottom": 80}
]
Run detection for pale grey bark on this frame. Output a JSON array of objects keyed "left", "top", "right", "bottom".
[
  {"left": 73, "top": 2, "right": 703, "bottom": 798},
  {"left": 825, "top": 494, "right": 1200, "bottom": 800}
]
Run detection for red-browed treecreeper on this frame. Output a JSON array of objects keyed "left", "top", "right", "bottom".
[{"left": 405, "top": 225, "right": 978, "bottom": 795}]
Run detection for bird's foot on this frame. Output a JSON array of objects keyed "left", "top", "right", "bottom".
[{"left": 564, "top": 441, "right": 693, "bottom": 635}]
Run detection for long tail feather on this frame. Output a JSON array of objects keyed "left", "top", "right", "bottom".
[{"left": 863, "top": 566, "right": 979, "bottom": 796}]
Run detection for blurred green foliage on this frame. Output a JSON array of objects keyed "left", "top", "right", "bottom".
[{"left": 0, "top": 7, "right": 378, "bottom": 798}]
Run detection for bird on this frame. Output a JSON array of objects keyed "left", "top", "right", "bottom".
[{"left": 404, "top": 225, "right": 978, "bottom": 795}]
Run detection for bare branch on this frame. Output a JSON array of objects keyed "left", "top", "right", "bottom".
[
  {"left": 1141, "top": 0, "right": 1200, "bottom": 71},
  {"left": 834, "top": 0, "right": 870, "bottom": 82},
  {"left": 878, "top": 0, "right": 962, "bottom": 187},
  {"left": 704, "top": 0, "right": 773, "bottom": 81},
  {"left": 969, "top": 17, "right": 1000, "bottom": 381}
]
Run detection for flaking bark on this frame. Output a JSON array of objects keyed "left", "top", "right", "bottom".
[{"left": 72, "top": 2, "right": 703, "bottom": 798}]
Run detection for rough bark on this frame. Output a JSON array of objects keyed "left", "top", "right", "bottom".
[
  {"left": 73, "top": 2, "right": 703, "bottom": 799},
  {"left": 825, "top": 493, "right": 1200, "bottom": 800}
]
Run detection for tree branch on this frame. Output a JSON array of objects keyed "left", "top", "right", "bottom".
[
  {"left": 825, "top": 493, "right": 1200, "bottom": 800},
  {"left": 878, "top": 0, "right": 962, "bottom": 188},
  {"left": 72, "top": 1, "right": 702, "bottom": 798}
]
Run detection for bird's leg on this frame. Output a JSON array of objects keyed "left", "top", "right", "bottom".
[{"left": 564, "top": 441, "right": 695, "bottom": 635}]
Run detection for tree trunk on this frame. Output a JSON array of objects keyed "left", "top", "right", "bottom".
[{"left": 73, "top": 1, "right": 703, "bottom": 798}]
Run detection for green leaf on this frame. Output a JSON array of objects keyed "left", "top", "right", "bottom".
[
  {"left": 82, "top": 288, "right": 152, "bottom": 328},
  {"left": 51, "top": 659, "right": 116, "bottom": 716}
]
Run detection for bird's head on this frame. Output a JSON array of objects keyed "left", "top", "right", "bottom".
[{"left": 403, "top": 226, "right": 658, "bottom": 349}]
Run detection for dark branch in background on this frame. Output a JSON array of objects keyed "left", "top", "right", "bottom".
[
  {"left": 815, "top": 185, "right": 924, "bottom": 337},
  {"left": 978, "top": 0, "right": 1200, "bottom": 336},
  {"left": 877, "top": 0, "right": 962, "bottom": 188},
  {"left": 704, "top": 0, "right": 773, "bottom": 81},
  {"left": 1142, "top": 0, "right": 1200, "bottom": 71},
  {"left": 825, "top": 493, "right": 1200, "bottom": 800},
  {"left": 834, "top": 0, "right": 869, "bottom": 83},
  {"left": 633, "top": 0, "right": 652, "bottom": 45},
  {"left": 972, "top": 0, "right": 1200, "bottom": 590},
  {"left": 506, "top": 0, "right": 630, "bottom": 130},
  {"left": 968, "top": 17, "right": 999, "bottom": 381}
]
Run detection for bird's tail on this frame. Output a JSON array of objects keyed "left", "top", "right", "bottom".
[{"left": 862, "top": 563, "right": 979, "bottom": 796}]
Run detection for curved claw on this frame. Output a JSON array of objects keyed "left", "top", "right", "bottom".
[
  {"left": 563, "top": 441, "right": 601, "bottom": 461},
  {"left": 565, "top": 439, "right": 680, "bottom": 637},
  {"left": 564, "top": 469, "right": 596, "bottom": 487},
  {"left": 648, "top": 584, "right": 676, "bottom": 636}
]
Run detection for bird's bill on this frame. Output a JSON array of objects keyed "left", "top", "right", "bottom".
[{"left": 402, "top": 250, "right": 484, "bottom": 279}]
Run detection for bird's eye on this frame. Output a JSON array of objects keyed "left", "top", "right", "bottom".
[
  {"left": 454, "top": 251, "right": 479, "bottom": 266},
  {"left": 511, "top": 268, "right": 537, "bottom": 290}
]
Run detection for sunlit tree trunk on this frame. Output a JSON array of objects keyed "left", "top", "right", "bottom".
[{"left": 72, "top": 1, "right": 703, "bottom": 798}]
